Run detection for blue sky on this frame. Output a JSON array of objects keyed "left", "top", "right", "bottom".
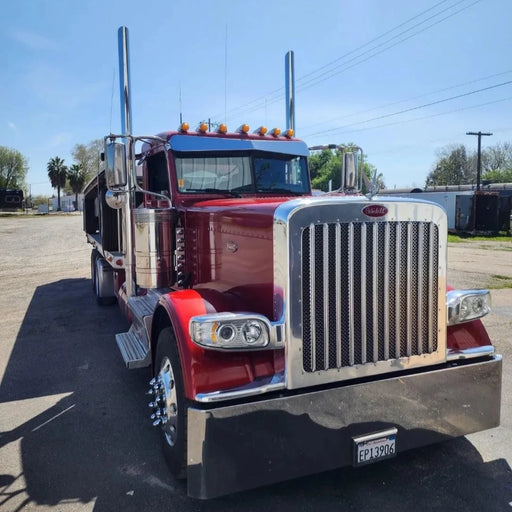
[{"left": 1, "top": 0, "right": 511, "bottom": 196}]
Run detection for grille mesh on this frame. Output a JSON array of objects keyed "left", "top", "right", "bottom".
[{"left": 301, "top": 221, "right": 439, "bottom": 373}]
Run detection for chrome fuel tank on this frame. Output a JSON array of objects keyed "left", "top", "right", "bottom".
[{"left": 134, "top": 208, "right": 174, "bottom": 288}]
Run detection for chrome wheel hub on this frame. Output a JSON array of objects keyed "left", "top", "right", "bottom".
[{"left": 147, "top": 357, "right": 178, "bottom": 446}]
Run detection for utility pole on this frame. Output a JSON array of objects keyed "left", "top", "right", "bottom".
[{"left": 466, "top": 131, "right": 492, "bottom": 191}]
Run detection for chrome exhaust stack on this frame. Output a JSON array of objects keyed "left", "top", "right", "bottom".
[
  {"left": 285, "top": 50, "right": 295, "bottom": 134},
  {"left": 113, "top": 27, "right": 137, "bottom": 296}
]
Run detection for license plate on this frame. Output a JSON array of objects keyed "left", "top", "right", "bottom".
[{"left": 353, "top": 428, "right": 397, "bottom": 467}]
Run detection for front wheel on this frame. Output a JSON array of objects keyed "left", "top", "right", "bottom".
[{"left": 150, "top": 327, "right": 187, "bottom": 479}]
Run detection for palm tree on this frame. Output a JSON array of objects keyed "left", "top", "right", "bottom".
[
  {"left": 68, "top": 163, "right": 85, "bottom": 210},
  {"left": 47, "top": 156, "right": 67, "bottom": 211}
]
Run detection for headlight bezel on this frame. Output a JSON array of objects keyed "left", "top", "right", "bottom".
[
  {"left": 447, "top": 289, "right": 491, "bottom": 326},
  {"left": 189, "top": 312, "right": 279, "bottom": 351}
]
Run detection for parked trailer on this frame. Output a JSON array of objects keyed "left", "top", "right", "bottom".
[
  {"left": 382, "top": 185, "right": 511, "bottom": 233},
  {"left": 0, "top": 188, "right": 23, "bottom": 210},
  {"left": 83, "top": 27, "right": 502, "bottom": 498}
]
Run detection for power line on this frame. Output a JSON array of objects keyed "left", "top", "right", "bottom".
[
  {"left": 217, "top": 0, "right": 472, "bottom": 119},
  {"left": 295, "top": 0, "right": 481, "bottom": 92},
  {"left": 211, "top": 0, "right": 481, "bottom": 122},
  {"left": 304, "top": 80, "right": 512, "bottom": 138},
  {"left": 304, "top": 96, "right": 512, "bottom": 139},
  {"left": 304, "top": 69, "right": 512, "bottom": 132},
  {"left": 297, "top": 0, "right": 456, "bottom": 82}
]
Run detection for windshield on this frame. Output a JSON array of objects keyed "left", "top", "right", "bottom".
[{"left": 175, "top": 152, "right": 309, "bottom": 195}]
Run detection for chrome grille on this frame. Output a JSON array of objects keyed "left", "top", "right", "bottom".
[{"left": 301, "top": 221, "right": 439, "bottom": 373}]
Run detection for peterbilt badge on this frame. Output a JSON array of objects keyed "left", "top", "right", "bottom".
[{"left": 362, "top": 205, "right": 388, "bottom": 217}]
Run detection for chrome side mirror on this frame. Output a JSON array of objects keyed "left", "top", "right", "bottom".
[
  {"left": 105, "top": 141, "right": 127, "bottom": 189},
  {"left": 343, "top": 152, "right": 357, "bottom": 190}
]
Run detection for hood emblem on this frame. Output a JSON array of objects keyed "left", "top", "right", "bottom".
[
  {"left": 226, "top": 241, "right": 238, "bottom": 253},
  {"left": 362, "top": 205, "right": 388, "bottom": 218}
]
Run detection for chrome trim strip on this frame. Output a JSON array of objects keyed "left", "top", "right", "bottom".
[
  {"left": 309, "top": 223, "right": 316, "bottom": 370},
  {"left": 417, "top": 223, "right": 424, "bottom": 355},
  {"left": 348, "top": 222, "right": 355, "bottom": 366},
  {"left": 323, "top": 223, "right": 329, "bottom": 370},
  {"left": 195, "top": 373, "right": 286, "bottom": 403},
  {"left": 335, "top": 223, "right": 342, "bottom": 369},
  {"left": 361, "top": 223, "right": 367, "bottom": 364},
  {"left": 428, "top": 223, "right": 435, "bottom": 353},
  {"left": 447, "top": 345, "right": 495, "bottom": 361},
  {"left": 406, "top": 222, "right": 412, "bottom": 357},
  {"left": 383, "top": 222, "right": 390, "bottom": 360},
  {"left": 372, "top": 222, "right": 379, "bottom": 362},
  {"left": 395, "top": 222, "right": 401, "bottom": 359}
]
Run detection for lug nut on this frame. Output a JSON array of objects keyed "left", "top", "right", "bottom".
[{"left": 152, "top": 418, "right": 162, "bottom": 426}]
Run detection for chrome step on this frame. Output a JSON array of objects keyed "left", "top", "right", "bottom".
[
  {"left": 116, "top": 328, "right": 150, "bottom": 369},
  {"left": 128, "top": 296, "right": 156, "bottom": 320},
  {"left": 127, "top": 288, "right": 168, "bottom": 321}
]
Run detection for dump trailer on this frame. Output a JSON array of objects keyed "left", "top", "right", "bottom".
[{"left": 83, "top": 27, "right": 501, "bottom": 499}]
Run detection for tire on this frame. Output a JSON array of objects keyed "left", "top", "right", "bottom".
[
  {"left": 94, "top": 257, "right": 116, "bottom": 306},
  {"left": 153, "top": 327, "right": 187, "bottom": 479}
]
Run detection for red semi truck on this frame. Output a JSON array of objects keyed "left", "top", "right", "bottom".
[{"left": 83, "top": 28, "right": 501, "bottom": 499}]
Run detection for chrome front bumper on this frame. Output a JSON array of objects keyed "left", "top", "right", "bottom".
[{"left": 186, "top": 355, "right": 502, "bottom": 499}]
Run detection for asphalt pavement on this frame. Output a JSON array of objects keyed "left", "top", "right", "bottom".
[{"left": 0, "top": 214, "right": 510, "bottom": 511}]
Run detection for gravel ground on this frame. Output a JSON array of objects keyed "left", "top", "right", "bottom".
[{"left": 0, "top": 214, "right": 511, "bottom": 512}]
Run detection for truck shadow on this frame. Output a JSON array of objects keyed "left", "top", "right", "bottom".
[{"left": 0, "top": 278, "right": 510, "bottom": 511}]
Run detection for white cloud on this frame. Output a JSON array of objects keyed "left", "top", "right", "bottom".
[
  {"left": 10, "top": 29, "right": 60, "bottom": 52},
  {"left": 8, "top": 122, "right": 17, "bottom": 131}
]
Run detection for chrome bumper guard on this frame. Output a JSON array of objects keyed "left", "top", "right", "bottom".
[{"left": 186, "top": 355, "right": 502, "bottom": 499}]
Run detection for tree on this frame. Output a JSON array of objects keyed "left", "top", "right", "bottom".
[
  {"left": 309, "top": 145, "right": 383, "bottom": 192},
  {"left": 425, "top": 144, "right": 473, "bottom": 187},
  {"left": 72, "top": 139, "right": 102, "bottom": 182},
  {"left": 31, "top": 195, "right": 51, "bottom": 207},
  {"left": 310, "top": 149, "right": 342, "bottom": 191},
  {"left": 309, "top": 149, "right": 334, "bottom": 183},
  {"left": 426, "top": 141, "right": 512, "bottom": 187},
  {"left": 482, "top": 141, "right": 512, "bottom": 183},
  {"left": 483, "top": 141, "right": 512, "bottom": 172},
  {"left": 0, "top": 146, "right": 28, "bottom": 189},
  {"left": 47, "top": 156, "right": 68, "bottom": 211},
  {"left": 482, "top": 168, "right": 512, "bottom": 183},
  {"left": 68, "top": 164, "right": 86, "bottom": 210}
]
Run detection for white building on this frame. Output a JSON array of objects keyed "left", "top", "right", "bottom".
[{"left": 51, "top": 194, "right": 84, "bottom": 212}]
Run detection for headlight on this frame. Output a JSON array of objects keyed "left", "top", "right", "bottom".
[
  {"left": 447, "top": 289, "right": 491, "bottom": 325},
  {"left": 190, "top": 313, "right": 271, "bottom": 350}
]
